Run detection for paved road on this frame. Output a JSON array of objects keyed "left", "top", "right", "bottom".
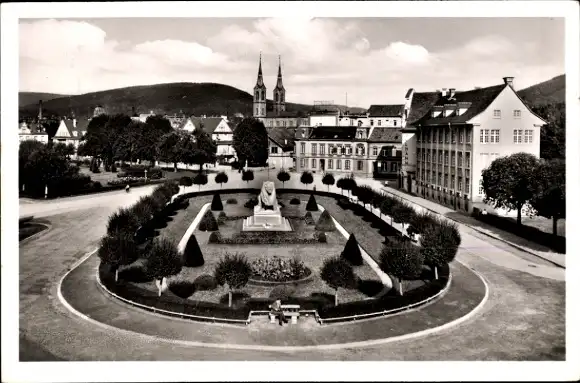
[{"left": 17, "top": 170, "right": 565, "bottom": 362}]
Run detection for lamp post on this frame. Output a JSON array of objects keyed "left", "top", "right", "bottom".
[{"left": 144, "top": 169, "right": 148, "bottom": 181}]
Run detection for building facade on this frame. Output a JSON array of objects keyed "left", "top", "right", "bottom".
[
  {"left": 18, "top": 122, "right": 49, "bottom": 144},
  {"left": 267, "top": 126, "right": 296, "bottom": 170},
  {"left": 53, "top": 118, "right": 89, "bottom": 150},
  {"left": 407, "top": 77, "right": 546, "bottom": 212},
  {"left": 179, "top": 116, "right": 236, "bottom": 159},
  {"left": 294, "top": 125, "right": 402, "bottom": 178}
]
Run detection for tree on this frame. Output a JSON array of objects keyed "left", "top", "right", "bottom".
[
  {"left": 146, "top": 238, "right": 183, "bottom": 296},
  {"left": 233, "top": 117, "right": 269, "bottom": 170},
  {"left": 214, "top": 253, "right": 252, "bottom": 307},
  {"left": 300, "top": 171, "right": 314, "bottom": 189},
  {"left": 322, "top": 172, "right": 335, "bottom": 191},
  {"left": 380, "top": 241, "right": 424, "bottom": 295},
  {"left": 315, "top": 210, "right": 336, "bottom": 232},
  {"left": 131, "top": 196, "right": 158, "bottom": 226},
  {"left": 107, "top": 207, "right": 140, "bottom": 237},
  {"left": 341, "top": 233, "right": 363, "bottom": 266},
  {"left": 179, "top": 176, "right": 193, "bottom": 192},
  {"left": 533, "top": 102, "right": 565, "bottom": 160},
  {"left": 390, "top": 202, "right": 416, "bottom": 234},
  {"left": 192, "top": 127, "right": 217, "bottom": 172},
  {"left": 354, "top": 185, "right": 374, "bottom": 209},
  {"left": 19, "top": 140, "right": 45, "bottom": 191},
  {"left": 336, "top": 177, "right": 346, "bottom": 195},
  {"left": 241, "top": 169, "right": 254, "bottom": 185},
  {"left": 380, "top": 197, "right": 399, "bottom": 226},
  {"left": 113, "top": 120, "right": 143, "bottom": 164},
  {"left": 193, "top": 173, "right": 208, "bottom": 190},
  {"left": 157, "top": 130, "right": 187, "bottom": 172},
  {"left": 182, "top": 234, "right": 204, "bottom": 267},
  {"left": 98, "top": 234, "right": 139, "bottom": 282},
  {"left": 320, "top": 257, "right": 356, "bottom": 306},
  {"left": 215, "top": 171, "right": 228, "bottom": 188},
  {"left": 198, "top": 209, "right": 218, "bottom": 231},
  {"left": 277, "top": 170, "right": 290, "bottom": 188},
  {"left": 41, "top": 119, "right": 61, "bottom": 139},
  {"left": 530, "top": 158, "right": 565, "bottom": 236},
  {"left": 306, "top": 194, "right": 318, "bottom": 212},
  {"left": 481, "top": 152, "right": 540, "bottom": 225},
  {"left": 51, "top": 142, "right": 76, "bottom": 159},
  {"left": 23, "top": 144, "right": 70, "bottom": 197},
  {"left": 134, "top": 115, "right": 173, "bottom": 164},
  {"left": 338, "top": 175, "right": 357, "bottom": 196},
  {"left": 371, "top": 192, "right": 386, "bottom": 218},
  {"left": 420, "top": 219, "right": 461, "bottom": 279}
]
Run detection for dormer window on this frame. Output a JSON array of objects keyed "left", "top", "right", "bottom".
[
  {"left": 432, "top": 110, "right": 442, "bottom": 118},
  {"left": 72, "top": 131, "right": 78, "bottom": 137},
  {"left": 444, "top": 109, "right": 453, "bottom": 117}
]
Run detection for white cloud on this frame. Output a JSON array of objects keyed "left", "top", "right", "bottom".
[{"left": 19, "top": 19, "right": 563, "bottom": 108}]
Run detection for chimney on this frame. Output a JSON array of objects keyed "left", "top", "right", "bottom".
[
  {"left": 449, "top": 88, "right": 456, "bottom": 99},
  {"left": 73, "top": 118, "right": 77, "bottom": 128},
  {"left": 503, "top": 76, "right": 514, "bottom": 88},
  {"left": 284, "top": 139, "right": 288, "bottom": 145},
  {"left": 441, "top": 88, "right": 448, "bottom": 97},
  {"left": 38, "top": 100, "right": 43, "bottom": 120}
]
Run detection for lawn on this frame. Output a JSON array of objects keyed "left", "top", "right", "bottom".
[
  {"left": 125, "top": 192, "right": 384, "bottom": 306},
  {"left": 19, "top": 221, "right": 49, "bottom": 241}
]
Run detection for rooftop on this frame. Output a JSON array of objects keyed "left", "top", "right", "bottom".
[
  {"left": 368, "top": 127, "right": 402, "bottom": 142},
  {"left": 308, "top": 126, "right": 357, "bottom": 140},
  {"left": 367, "top": 104, "right": 405, "bottom": 117}
]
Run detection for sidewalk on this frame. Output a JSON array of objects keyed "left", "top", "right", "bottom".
[{"left": 379, "top": 186, "right": 566, "bottom": 269}]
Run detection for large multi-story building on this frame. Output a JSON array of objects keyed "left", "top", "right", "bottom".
[
  {"left": 404, "top": 77, "right": 546, "bottom": 212},
  {"left": 294, "top": 125, "right": 402, "bottom": 178}
]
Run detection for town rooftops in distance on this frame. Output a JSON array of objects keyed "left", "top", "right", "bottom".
[
  {"left": 308, "top": 126, "right": 357, "bottom": 140},
  {"left": 368, "top": 127, "right": 402, "bottom": 142},
  {"left": 267, "top": 126, "right": 296, "bottom": 150}
]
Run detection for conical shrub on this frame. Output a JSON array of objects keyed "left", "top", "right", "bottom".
[
  {"left": 183, "top": 234, "right": 204, "bottom": 267},
  {"left": 341, "top": 233, "right": 363, "bottom": 266},
  {"left": 315, "top": 210, "right": 336, "bottom": 232},
  {"left": 211, "top": 193, "right": 223, "bottom": 211},
  {"left": 198, "top": 209, "right": 218, "bottom": 231},
  {"left": 306, "top": 194, "right": 318, "bottom": 211}
]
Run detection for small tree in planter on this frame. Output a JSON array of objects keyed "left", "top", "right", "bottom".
[
  {"left": 420, "top": 219, "right": 461, "bottom": 279},
  {"left": 131, "top": 196, "right": 158, "bottom": 226},
  {"left": 182, "top": 234, "right": 204, "bottom": 267},
  {"left": 215, "top": 171, "right": 228, "bottom": 188},
  {"left": 322, "top": 172, "right": 335, "bottom": 191},
  {"left": 198, "top": 209, "right": 218, "bottom": 231},
  {"left": 193, "top": 173, "right": 208, "bottom": 191},
  {"left": 277, "top": 169, "right": 291, "bottom": 188},
  {"left": 355, "top": 185, "right": 375, "bottom": 209},
  {"left": 241, "top": 169, "right": 254, "bottom": 185},
  {"left": 107, "top": 208, "right": 139, "bottom": 236},
  {"left": 179, "top": 176, "right": 193, "bottom": 192},
  {"left": 306, "top": 194, "right": 318, "bottom": 211},
  {"left": 380, "top": 240, "right": 424, "bottom": 295},
  {"left": 341, "top": 233, "right": 363, "bottom": 266},
  {"left": 315, "top": 210, "right": 336, "bottom": 232},
  {"left": 320, "top": 256, "right": 357, "bottom": 306},
  {"left": 211, "top": 193, "right": 224, "bottom": 211},
  {"left": 390, "top": 202, "right": 416, "bottom": 235},
  {"left": 380, "top": 196, "right": 399, "bottom": 226},
  {"left": 338, "top": 175, "right": 357, "bottom": 197},
  {"left": 371, "top": 192, "right": 386, "bottom": 218},
  {"left": 336, "top": 178, "right": 346, "bottom": 195},
  {"left": 98, "top": 234, "right": 139, "bottom": 282},
  {"left": 300, "top": 171, "right": 314, "bottom": 190},
  {"left": 214, "top": 252, "right": 252, "bottom": 307},
  {"left": 145, "top": 238, "right": 183, "bottom": 296}
]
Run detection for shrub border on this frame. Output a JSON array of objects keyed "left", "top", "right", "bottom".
[
  {"left": 97, "top": 188, "right": 453, "bottom": 325},
  {"left": 247, "top": 267, "right": 315, "bottom": 286}
]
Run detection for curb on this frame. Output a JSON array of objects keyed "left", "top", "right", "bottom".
[
  {"left": 19, "top": 222, "right": 52, "bottom": 246},
  {"left": 380, "top": 187, "right": 565, "bottom": 270}
]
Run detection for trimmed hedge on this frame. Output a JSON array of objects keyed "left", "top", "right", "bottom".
[
  {"left": 198, "top": 210, "right": 218, "bottom": 232},
  {"left": 306, "top": 194, "right": 318, "bottom": 211},
  {"left": 217, "top": 211, "right": 227, "bottom": 225},
  {"left": 117, "top": 166, "right": 163, "bottom": 179},
  {"left": 168, "top": 280, "right": 196, "bottom": 299},
  {"left": 315, "top": 210, "right": 336, "bottom": 232},
  {"left": 209, "top": 231, "right": 326, "bottom": 245},
  {"left": 211, "top": 193, "right": 224, "bottom": 211},
  {"left": 341, "top": 234, "right": 363, "bottom": 266},
  {"left": 304, "top": 211, "right": 315, "bottom": 225},
  {"left": 244, "top": 198, "right": 258, "bottom": 209},
  {"left": 226, "top": 198, "right": 238, "bottom": 204},
  {"left": 193, "top": 274, "right": 218, "bottom": 291},
  {"left": 182, "top": 234, "right": 204, "bottom": 267},
  {"left": 289, "top": 198, "right": 301, "bottom": 205}
]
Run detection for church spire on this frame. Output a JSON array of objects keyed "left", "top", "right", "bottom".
[
  {"left": 275, "top": 55, "right": 284, "bottom": 89},
  {"left": 255, "top": 52, "right": 265, "bottom": 88}
]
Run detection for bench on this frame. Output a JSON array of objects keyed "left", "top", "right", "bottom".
[{"left": 268, "top": 304, "right": 300, "bottom": 324}]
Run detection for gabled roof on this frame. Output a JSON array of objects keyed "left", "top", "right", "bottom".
[
  {"left": 295, "top": 127, "right": 313, "bottom": 140},
  {"left": 54, "top": 119, "right": 89, "bottom": 139},
  {"left": 413, "top": 84, "right": 507, "bottom": 125},
  {"left": 406, "top": 91, "right": 440, "bottom": 125},
  {"left": 309, "top": 126, "right": 357, "bottom": 140},
  {"left": 267, "top": 126, "right": 295, "bottom": 151},
  {"left": 367, "top": 104, "right": 404, "bottom": 117},
  {"left": 368, "top": 127, "right": 402, "bottom": 143},
  {"left": 199, "top": 117, "right": 227, "bottom": 134}
]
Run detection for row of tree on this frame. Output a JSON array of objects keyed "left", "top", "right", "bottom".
[
  {"left": 481, "top": 152, "right": 565, "bottom": 235},
  {"left": 78, "top": 114, "right": 217, "bottom": 172}
]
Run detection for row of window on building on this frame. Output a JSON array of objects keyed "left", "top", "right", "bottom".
[
  {"left": 418, "top": 127, "right": 472, "bottom": 144},
  {"left": 493, "top": 109, "right": 522, "bottom": 119},
  {"left": 265, "top": 119, "right": 310, "bottom": 127},
  {"left": 479, "top": 129, "right": 533, "bottom": 144},
  {"left": 300, "top": 158, "right": 363, "bottom": 171},
  {"left": 299, "top": 143, "right": 396, "bottom": 157},
  {"left": 419, "top": 127, "right": 533, "bottom": 145},
  {"left": 418, "top": 149, "right": 472, "bottom": 168},
  {"left": 419, "top": 171, "right": 471, "bottom": 194}
]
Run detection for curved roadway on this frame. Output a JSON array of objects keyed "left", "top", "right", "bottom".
[{"left": 19, "top": 174, "right": 565, "bottom": 361}]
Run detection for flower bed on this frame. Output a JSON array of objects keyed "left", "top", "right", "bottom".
[
  {"left": 108, "top": 176, "right": 150, "bottom": 186},
  {"left": 209, "top": 230, "right": 326, "bottom": 245},
  {"left": 250, "top": 256, "right": 311, "bottom": 282}
]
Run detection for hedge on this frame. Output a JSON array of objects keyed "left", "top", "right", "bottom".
[
  {"left": 315, "top": 210, "right": 336, "bottom": 232},
  {"left": 209, "top": 231, "right": 326, "bottom": 245},
  {"left": 306, "top": 194, "right": 318, "bottom": 211},
  {"left": 211, "top": 193, "right": 224, "bottom": 211},
  {"left": 198, "top": 210, "right": 218, "bottom": 232},
  {"left": 117, "top": 166, "right": 163, "bottom": 179},
  {"left": 472, "top": 208, "right": 565, "bottom": 253}
]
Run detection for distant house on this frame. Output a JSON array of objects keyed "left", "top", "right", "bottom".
[
  {"left": 179, "top": 116, "right": 236, "bottom": 160},
  {"left": 138, "top": 111, "right": 156, "bottom": 123},
  {"left": 266, "top": 126, "right": 295, "bottom": 169},
  {"left": 18, "top": 121, "right": 49, "bottom": 144},
  {"left": 53, "top": 118, "right": 89, "bottom": 151}
]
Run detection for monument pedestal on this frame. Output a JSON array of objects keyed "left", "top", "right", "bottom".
[{"left": 242, "top": 205, "right": 293, "bottom": 232}]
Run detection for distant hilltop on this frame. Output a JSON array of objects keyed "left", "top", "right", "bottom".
[{"left": 18, "top": 82, "right": 366, "bottom": 119}]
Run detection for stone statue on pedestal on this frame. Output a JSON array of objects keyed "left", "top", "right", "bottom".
[
  {"left": 255, "top": 181, "right": 279, "bottom": 214},
  {"left": 243, "top": 181, "right": 292, "bottom": 232}
]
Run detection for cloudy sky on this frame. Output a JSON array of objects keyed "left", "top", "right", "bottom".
[{"left": 19, "top": 17, "right": 564, "bottom": 107}]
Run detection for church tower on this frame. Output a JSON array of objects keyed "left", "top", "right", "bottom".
[
  {"left": 253, "top": 53, "right": 267, "bottom": 118},
  {"left": 273, "top": 55, "right": 286, "bottom": 115}
]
